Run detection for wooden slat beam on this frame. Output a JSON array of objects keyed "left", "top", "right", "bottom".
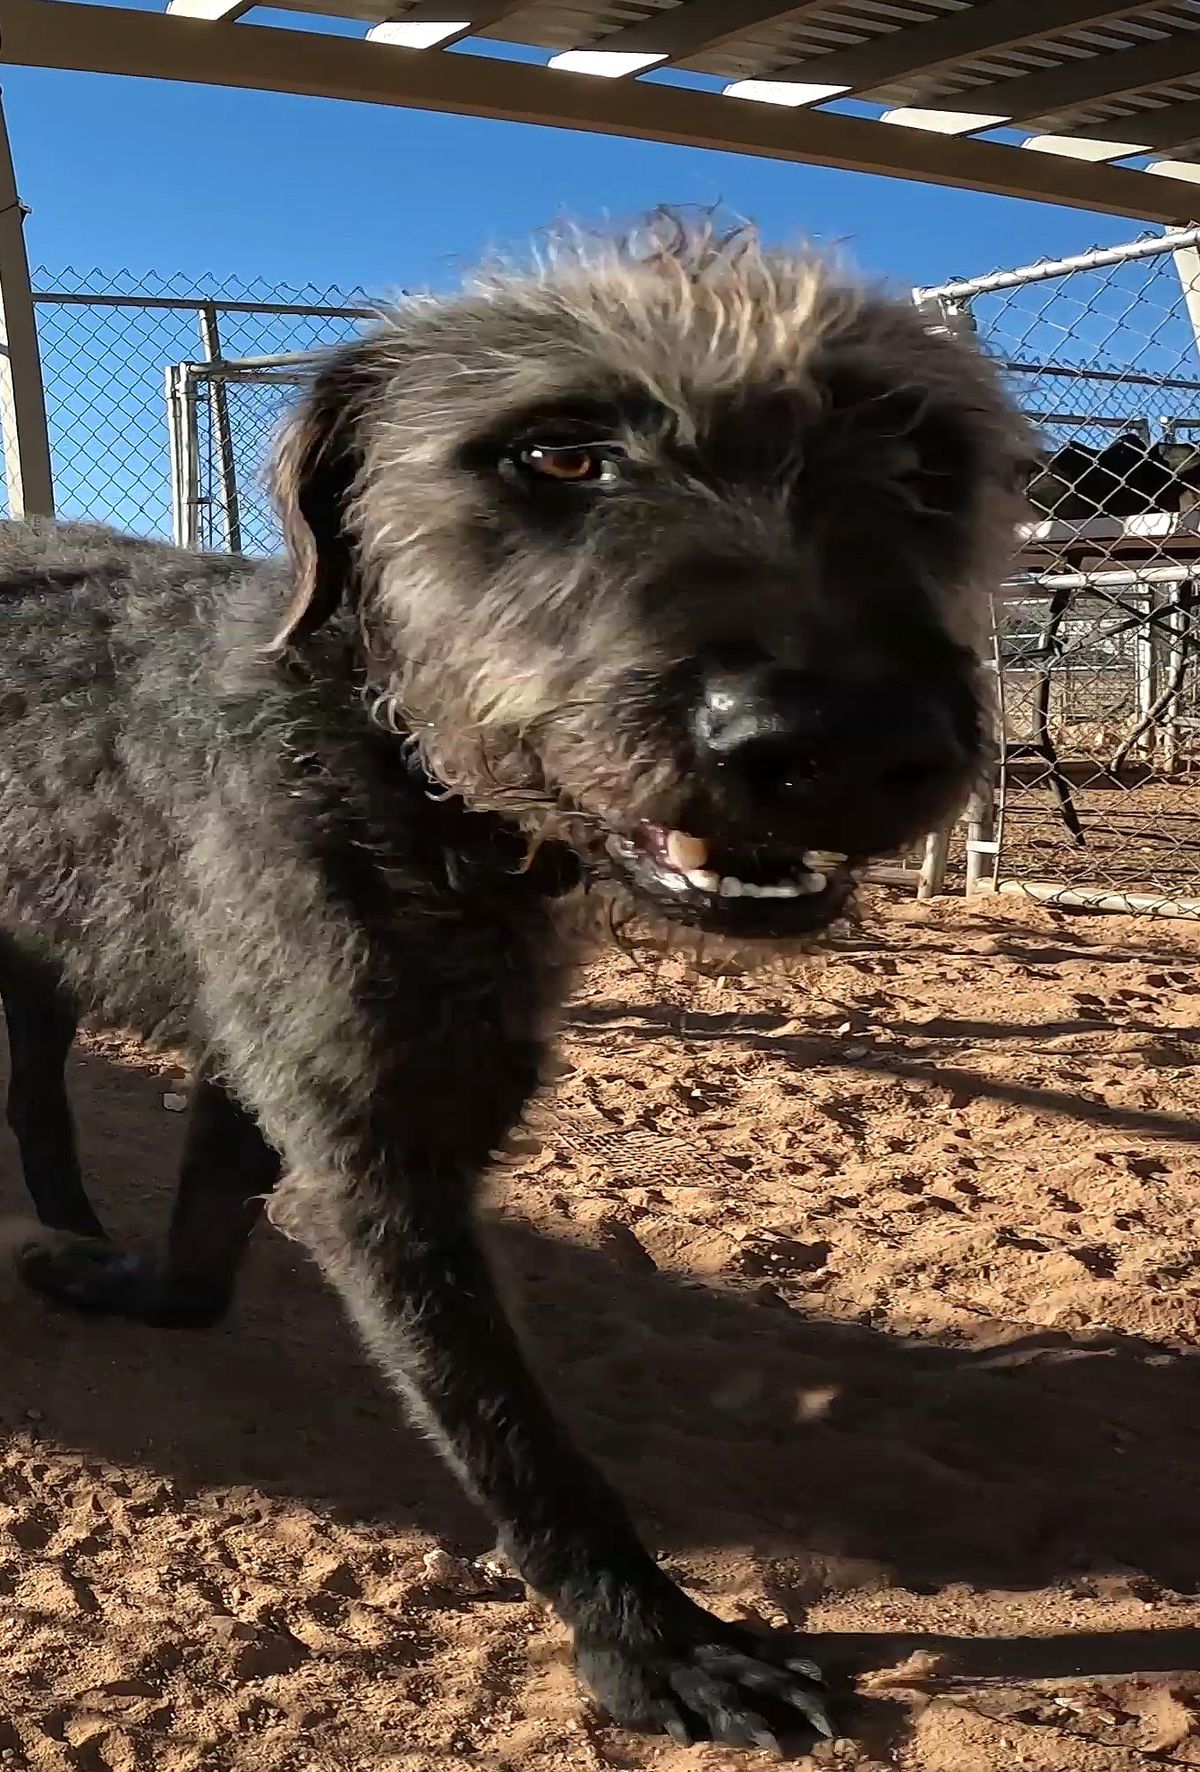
[
  {"left": 764, "top": 2, "right": 1161, "bottom": 97},
  {"left": 167, "top": 1, "right": 255, "bottom": 17},
  {"left": 905, "top": 25, "right": 1200, "bottom": 127},
  {"left": 1, "top": 0, "right": 1197, "bottom": 224},
  {"left": 561, "top": 0, "right": 830, "bottom": 65},
  {"left": 381, "top": 0, "right": 530, "bottom": 49},
  {"left": 395, "top": 0, "right": 526, "bottom": 19},
  {"left": 1072, "top": 94, "right": 1200, "bottom": 149}
]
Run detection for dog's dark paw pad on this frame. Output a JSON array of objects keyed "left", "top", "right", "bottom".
[
  {"left": 19, "top": 1236, "right": 151, "bottom": 1317},
  {"left": 576, "top": 1616, "right": 833, "bottom": 1751}
]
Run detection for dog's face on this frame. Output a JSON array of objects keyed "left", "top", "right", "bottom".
[{"left": 272, "top": 226, "right": 1028, "bottom": 941}]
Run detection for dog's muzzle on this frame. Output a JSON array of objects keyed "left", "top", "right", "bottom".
[
  {"left": 599, "top": 659, "right": 978, "bottom": 937},
  {"left": 604, "top": 824, "right": 856, "bottom": 936}
]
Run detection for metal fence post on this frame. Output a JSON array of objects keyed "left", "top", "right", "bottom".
[
  {"left": 1170, "top": 228, "right": 1200, "bottom": 373},
  {"left": 0, "top": 88, "right": 53, "bottom": 517},
  {"left": 963, "top": 780, "right": 998, "bottom": 896},
  {"left": 166, "top": 364, "right": 185, "bottom": 547},
  {"left": 1161, "top": 588, "right": 1192, "bottom": 775},
  {"left": 166, "top": 363, "right": 201, "bottom": 550},
  {"left": 1134, "top": 584, "right": 1158, "bottom": 760},
  {"left": 913, "top": 291, "right": 977, "bottom": 342},
  {"left": 917, "top": 827, "right": 952, "bottom": 900},
  {"left": 909, "top": 286, "right": 984, "bottom": 899},
  {"left": 199, "top": 301, "right": 243, "bottom": 554}
]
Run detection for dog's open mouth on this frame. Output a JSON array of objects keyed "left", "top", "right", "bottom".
[{"left": 604, "top": 824, "right": 856, "bottom": 935}]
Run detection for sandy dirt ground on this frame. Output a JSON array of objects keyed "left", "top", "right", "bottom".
[{"left": 2, "top": 893, "right": 1200, "bottom": 1772}]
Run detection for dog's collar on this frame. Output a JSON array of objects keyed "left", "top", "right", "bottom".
[{"left": 278, "top": 632, "right": 582, "bottom": 900}]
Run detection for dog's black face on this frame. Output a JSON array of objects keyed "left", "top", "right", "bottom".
[
  {"left": 270, "top": 234, "right": 1026, "bottom": 943},
  {"left": 463, "top": 386, "right": 987, "bottom": 937}
]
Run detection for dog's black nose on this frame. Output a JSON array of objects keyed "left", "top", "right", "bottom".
[{"left": 692, "top": 667, "right": 972, "bottom": 849}]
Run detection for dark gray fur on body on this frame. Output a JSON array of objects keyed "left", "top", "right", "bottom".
[{"left": 0, "top": 219, "right": 1028, "bottom": 1751}]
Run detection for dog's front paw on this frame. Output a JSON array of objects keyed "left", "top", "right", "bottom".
[
  {"left": 576, "top": 1611, "right": 833, "bottom": 1750},
  {"left": 18, "top": 1235, "right": 228, "bottom": 1329}
]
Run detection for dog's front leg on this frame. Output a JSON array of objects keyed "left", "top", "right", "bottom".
[
  {"left": 287, "top": 1159, "right": 831, "bottom": 1751},
  {"left": 194, "top": 867, "right": 831, "bottom": 1749}
]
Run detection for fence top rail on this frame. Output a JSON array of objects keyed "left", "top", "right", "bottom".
[
  {"left": 1001, "top": 565, "right": 1195, "bottom": 595},
  {"left": 915, "top": 225, "right": 1200, "bottom": 305},
  {"left": 175, "top": 353, "right": 321, "bottom": 379},
  {"left": 32, "top": 290, "right": 380, "bottom": 320},
  {"left": 1007, "top": 361, "right": 1200, "bottom": 394}
]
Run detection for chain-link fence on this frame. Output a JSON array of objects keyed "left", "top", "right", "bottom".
[
  {"left": 167, "top": 358, "right": 315, "bottom": 555},
  {"left": 919, "top": 230, "right": 1200, "bottom": 919},
  {"left": 26, "top": 248, "right": 1200, "bottom": 917},
  {"left": 27, "top": 268, "right": 378, "bottom": 543}
]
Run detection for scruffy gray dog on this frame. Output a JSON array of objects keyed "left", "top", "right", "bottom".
[{"left": 0, "top": 220, "right": 1026, "bottom": 1749}]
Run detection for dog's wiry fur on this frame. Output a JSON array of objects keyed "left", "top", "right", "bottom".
[
  {"left": 0, "top": 219, "right": 1028, "bottom": 1750},
  {"left": 275, "top": 224, "right": 1021, "bottom": 856}
]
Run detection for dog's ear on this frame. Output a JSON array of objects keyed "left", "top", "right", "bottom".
[{"left": 268, "top": 343, "right": 377, "bottom": 654}]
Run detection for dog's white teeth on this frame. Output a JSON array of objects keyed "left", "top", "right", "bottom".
[
  {"left": 717, "top": 876, "right": 803, "bottom": 899},
  {"left": 714, "top": 872, "right": 831, "bottom": 900},
  {"left": 666, "top": 830, "right": 709, "bottom": 872},
  {"left": 617, "top": 831, "right": 835, "bottom": 904}
]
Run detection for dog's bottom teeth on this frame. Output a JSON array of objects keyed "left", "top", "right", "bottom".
[
  {"left": 608, "top": 833, "right": 840, "bottom": 907},
  {"left": 718, "top": 876, "right": 817, "bottom": 900}
]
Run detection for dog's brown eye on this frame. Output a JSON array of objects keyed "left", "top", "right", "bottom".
[
  {"left": 515, "top": 444, "right": 621, "bottom": 486},
  {"left": 527, "top": 447, "right": 596, "bottom": 480}
]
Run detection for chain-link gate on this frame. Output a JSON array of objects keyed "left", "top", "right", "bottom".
[
  {"left": 26, "top": 269, "right": 378, "bottom": 541},
  {"left": 917, "top": 229, "right": 1200, "bottom": 919},
  {"left": 166, "top": 356, "right": 314, "bottom": 555}
]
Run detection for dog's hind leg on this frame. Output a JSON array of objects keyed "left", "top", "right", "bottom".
[
  {"left": 0, "top": 938, "right": 105, "bottom": 1238},
  {"left": 151, "top": 1077, "right": 279, "bottom": 1324},
  {"left": 20, "top": 1071, "right": 278, "bottom": 1328}
]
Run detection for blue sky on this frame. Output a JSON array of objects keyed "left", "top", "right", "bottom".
[{"left": 4, "top": 15, "right": 1162, "bottom": 299}]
